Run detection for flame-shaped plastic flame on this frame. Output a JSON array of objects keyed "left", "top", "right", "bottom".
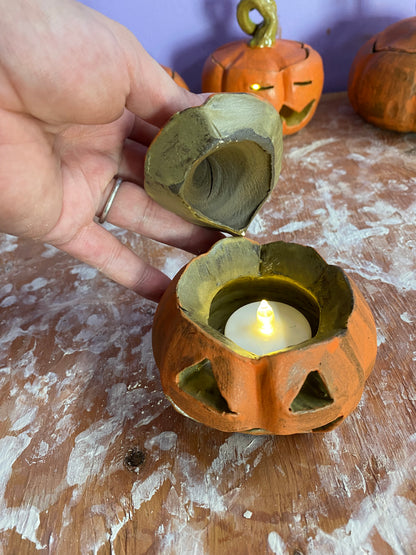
[{"left": 256, "top": 300, "right": 275, "bottom": 336}]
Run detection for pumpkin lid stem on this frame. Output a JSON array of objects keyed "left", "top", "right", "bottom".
[{"left": 237, "top": 0, "right": 278, "bottom": 48}]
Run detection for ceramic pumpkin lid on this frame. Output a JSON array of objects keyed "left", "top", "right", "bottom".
[
  {"left": 375, "top": 17, "right": 416, "bottom": 52},
  {"left": 144, "top": 92, "right": 283, "bottom": 235}
]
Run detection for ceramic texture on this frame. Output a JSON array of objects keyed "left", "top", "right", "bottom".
[
  {"left": 152, "top": 238, "right": 378, "bottom": 436},
  {"left": 162, "top": 65, "right": 189, "bottom": 90}
]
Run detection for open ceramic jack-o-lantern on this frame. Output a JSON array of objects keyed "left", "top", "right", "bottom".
[
  {"left": 348, "top": 17, "right": 416, "bottom": 132},
  {"left": 145, "top": 91, "right": 377, "bottom": 435},
  {"left": 201, "top": 0, "right": 324, "bottom": 135},
  {"left": 152, "top": 238, "right": 377, "bottom": 435}
]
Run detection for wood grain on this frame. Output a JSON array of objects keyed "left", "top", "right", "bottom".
[{"left": 0, "top": 93, "right": 415, "bottom": 554}]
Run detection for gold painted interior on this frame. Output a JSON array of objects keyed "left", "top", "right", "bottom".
[
  {"left": 144, "top": 93, "right": 283, "bottom": 235},
  {"left": 177, "top": 359, "right": 235, "bottom": 414},
  {"left": 178, "top": 238, "right": 354, "bottom": 352},
  {"left": 290, "top": 371, "right": 333, "bottom": 412}
]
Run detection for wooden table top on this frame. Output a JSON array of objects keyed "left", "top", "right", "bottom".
[{"left": 0, "top": 93, "right": 415, "bottom": 554}]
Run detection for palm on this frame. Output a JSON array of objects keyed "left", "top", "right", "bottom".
[
  {"left": 1, "top": 110, "right": 132, "bottom": 239},
  {"left": 45, "top": 112, "right": 135, "bottom": 244}
]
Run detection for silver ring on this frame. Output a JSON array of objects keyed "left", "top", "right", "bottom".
[{"left": 99, "top": 176, "right": 123, "bottom": 223}]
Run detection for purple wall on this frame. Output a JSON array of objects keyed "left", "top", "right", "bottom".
[{"left": 84, "top": 0, "right": 415, "bottom": 92}]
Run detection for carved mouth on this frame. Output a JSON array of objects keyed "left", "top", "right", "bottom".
[{"left": 280, "top": 100, "right": 315, "bottom": 126}]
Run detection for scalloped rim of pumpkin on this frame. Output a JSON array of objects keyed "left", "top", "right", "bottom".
[{"left": 176, "top": 237, "right": 353, "bottom": 358}]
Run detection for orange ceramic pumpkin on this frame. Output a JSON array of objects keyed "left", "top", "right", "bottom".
[
  {"left": 162, "top": 65, "right": 189, "bottom": 90},
  {"left": 202, "top": 0, "right": 324, "bottom": 135},
  {"left": 348, "top": 17, "right": 416, "bottom": 132},
  {"left": 152, "top": 238, "right": 377, "bottom": 435}
]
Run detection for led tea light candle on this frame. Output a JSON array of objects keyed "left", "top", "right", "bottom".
[{"left": 224, "top": 300, "right": 312, "bottom": 355}]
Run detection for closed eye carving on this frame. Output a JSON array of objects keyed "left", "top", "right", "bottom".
[
  {"left": 294, "top": 80, "right": 313, "bottom": 86},
  {"left": 250, "top": 83, "right": 275, "bottom": 91}
]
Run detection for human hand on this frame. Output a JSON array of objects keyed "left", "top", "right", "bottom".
[{"left": 0, "top": 0, "right": 222, "bottom": 301}]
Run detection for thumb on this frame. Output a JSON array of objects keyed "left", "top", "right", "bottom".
[{"left": 121, "top": 32, "right": 206, "bottom": 126}]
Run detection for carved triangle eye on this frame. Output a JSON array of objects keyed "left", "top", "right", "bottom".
[
  {"left": 290, "top": 371, "right": 333, "bottom": 412},
  {"left": 178, "top": 359, "right": 235, "bottom": 414}
]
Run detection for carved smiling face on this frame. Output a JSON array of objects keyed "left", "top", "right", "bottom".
[{"left": 202, "top": 39, "right": 324, "bottom": 135}]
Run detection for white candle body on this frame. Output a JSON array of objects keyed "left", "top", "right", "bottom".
[{"left": 224, "top": 301, "right": 312, "bottom": 356}]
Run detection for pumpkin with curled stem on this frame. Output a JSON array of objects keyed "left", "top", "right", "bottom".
[
  {"left": 202, "top": 0, "right": 324, "bottom": 135},
  {"left": 348, "top": 17, "right": 416, "bottom": 132}
]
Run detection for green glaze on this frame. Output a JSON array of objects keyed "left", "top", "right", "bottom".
[
  {"left": 237, "top": 0, "right": 278, "bottom": 48},
  {"left": 144, "top": 93, "right": 283, "bottom": 235},
  {"left": 289, "top": 371, "right": 334, "bottom": 412}
]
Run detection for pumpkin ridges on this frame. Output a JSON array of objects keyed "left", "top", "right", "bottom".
[
  {"left": 201, "top": 56, "right": 225, "bottom": 92},
  {"left": 348, "top": 281, "right": 378, "bottom": 380},
  {"left": 161, "top": 65, "right": 189, "bottom": 90},
  {"left": 207, "top": 40, "right": 307, "bottom": 72},
  {"left": 349, "top": 51, "right": 416, "bottom": 132}
]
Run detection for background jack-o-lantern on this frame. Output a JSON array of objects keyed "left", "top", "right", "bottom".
[
  {"left": 348, "top": 17, "right": 416, "bottom": 132},
  {"left": 202, "top": 0, "right": 324, "bottom": 135},
  {"left": 162, "top": 65, "right": 189, "bottom": 90}
]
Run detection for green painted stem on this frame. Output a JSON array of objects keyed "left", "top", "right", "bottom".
[{"left": 237, "top": 0, "right": 278, "bottom": 48}]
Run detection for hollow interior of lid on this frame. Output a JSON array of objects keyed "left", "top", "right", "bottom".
[{"left": 184, "top": 140, "right": 271, "bottom": 231}]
